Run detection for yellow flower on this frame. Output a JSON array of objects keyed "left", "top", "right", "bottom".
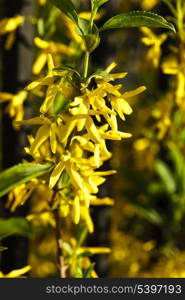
[
  {"left": 27, "top": 54, "right": 78, "bottom": 114},
  {"left": 141, "top": 0, "right": 159, "bottom": 10},
  {"left": 0, "top": 16, "right": 25, "bottom": 50},
  {"left": 90, "top": 196, "right": 114, "bottom": 206},
  {"left": 32, "top": 37, "right": 76, "bottom": 74},
  {"left": 7, "top": 179, "right": 39, "bottom": 212},
  {"left": 0, "top": 16, "right": 24, "bottom": 35},
  {"left": 141, "top": 27, "right": 167, "bottom": 68},
  {"left": 162, "top": 56, "right": 179, "bottom": 75},
  {"left": 0, "top": 266, "right": 31, "bottom": 278},
  {"left": 61, "top": 14, "right": 86, "bottom": 51},
  {"left": 133, "top": 138, "right": 150, "bottom": 151},
  {"left": 61, "top": 12, "right": 102, "bottom": 52},
  {"left": 78, "top": 12, "right": 102, "bottom": 21},
  {"left": 162, "top": 56, "right": 185, "bottom": 106},
  {"left": 0, "top": 90, "right": 27, "bottom": 129},
  {"left": 78, "top": 247, "right": 111, "bottom": 255},
  {"left": 25, "top": 53, "right": 55, "bottom": 90},
  {"left": 27, "top": 211, "right": 55, "bottom": 227},
  {"left": 72, "top": 195, "right": 81, "bottom": 224},
  {"left": 38, "top": 0, "right": 46, "bottom": 6}
]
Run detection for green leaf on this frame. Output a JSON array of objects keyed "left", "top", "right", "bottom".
[
  {"left": 83, "top": 34, "right": 100, "bottom": 53},
  {"left": 37, "top": 18, "right": 45, "bottom": 36},
  {"left": 148, "top": 182, "right": 166, "bottom": 195},
  {"left": 0, "top": 217, "right": 33, "bottom": 237},
  {"left": 53, "top": 66, "right": 81, "bottom": 78},
  {"left": 84, "top": 263, "right": 95, "bottom": 278},
  {"left": 155, "top": 160, "right": 176, "bottom": 194},
  {"left": 170, "top": 146, "right": 184, "bottom": 179},
  {"left": 74, "top": 264, "right": 83, "bottom": 278},
  {"left": 97, "top": 0, "right": 109, "bottom": 7},
  {"left": 52, "top": 92, "right": 69, "bottom": 116},
  {"left": 0, "top": 246, "right": 7, "bottom": 252},
  {"left": 77, "top": 251, "right": 93, "bottom": 258},
  {"left": 77, "top": 17, "right": 89, "bottom": 35},
  {"left": 76, "top": 223, "right": 88, "bottom": 247},
  {"left": 100, "top": 11, "right": 176, "bottom": 32},
  {"left": 0, "top": 232, "right": 13, "bottom": 240},
  {"left": 169, "top": 146, "right": 185, "bottom": 195},
  {"left": 50, "top": 0, "right": 78, "bottom": 25},
  {"left": 88, "top": 70, "right": 114, "bottom": 83},
  {"left": 132, "top": 204, "right": 163, "bottom": 225},
  {"left": 58, "top": 171, "right": 70, "bottom": 189},
  {"left": 0, "top": 163, "right": 52, "bottom": 198},
  {"left": 91, "top": 0, "right": 109, "bottom": 11},
  {"left": 77, "top": 18, "right": 99, "bottom": 36},
  {"left": 62, "top": 242, "right": 73, "bottom": 255}
]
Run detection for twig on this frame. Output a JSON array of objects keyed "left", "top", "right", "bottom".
[
  {"left": 54, "top": 208, "right": 67, "bottom": 278},
  {"left": 51, "top": 190, "right": 67, "bottom": 278}
]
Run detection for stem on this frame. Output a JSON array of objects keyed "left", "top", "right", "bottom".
[
  {"left": 51, "top": 190, "right": 66, "bottom": 278},
  {"left": 162, "top": 0, "right": 176, "bottom": 16},
  {"left": 177, "top": 0, "right": 184, "bottom": 38},
  {"left": 54, "top": 209, "right": 66, "bottom": 278},
  {"left": 0, "top": 104, "right": 2, "bottom": 171},
  {"left": 83, "top": 51, "right": 90, "bottom": 79},
  {"left": 89, "top": 10, "right": 96, "bottom": 31},
  {"left": 82, "top": 7, "right": 97, "bottom": 80}
]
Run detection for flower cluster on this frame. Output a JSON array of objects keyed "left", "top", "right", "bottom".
[{"left": 15, "top": 55, "right": 145, "bottom": 233}]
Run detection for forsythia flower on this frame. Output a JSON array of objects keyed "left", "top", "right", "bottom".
[
  {"left": 7, "top": 179, "right": 39, "bottom": 212},
  {"left": 16, "top": 55, "right": 146, "bottom": 232},
  {"left": 141, "top": 0, "right": 159, "bottom": 10},
  {"left": 32, "top": 37, "right": 76, "bottom": 74},
  {"left": 0, "top": 266, "right": 31, "bottom": 278},
  {"left": 162, "top": 56, "right": 185, "bottom": 107},
  {"left": 133, "top": 138, "right": 150, "bottom": 151},
  {"left": 78, "top": 12, "right": 102, "bottom": 21},
  {"left": 0, "top": 90, "right": 28, "bottom": 129},
  {"left": 141, "top": 27, "right": 167, "bottom": 68},
  {"left": 0, "top": 15, "right": 25, "bottom": 50},
  {"left": 61, "top": 14, "right": 86, "bottom": 51},
  {"left": 61, "top": 11, "right": 102, "bottom": 52},
  {"left": 38, "top": 0, "right": 47, "bottom": 6}
]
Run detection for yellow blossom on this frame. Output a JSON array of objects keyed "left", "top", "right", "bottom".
[
  {"left": 141, "top": 0, "right": 159, "bottom": 10},
  {"left": 162, "top": 56, "right": 185, "bottom": 106},
  {"left": 0, "top": 16, "right": 24, "bottom": 35},
  {"left": 0, "top": 15, "right": 25, "bottom": 50},
  {"left": 61, "top": 15, "right": 86, "bottom": 51},
  {"left": 0, "top": 90, "right": 27, "bottom": 128},
  {"left": 141, "top": 27, "right": 167, "bottom": 68},
  {"left": 78, "top": 12, "right": 102, "bottom": 21},
  {"left": 72, "top": 195, "right": 81, "bottom": 224},
  {"left": 133, "top": 138, "right": 150, "bottom": 151},
  {"left": 38, "top": 0, "right": 46, "bottom": 6},
  {"left": 0, "top": 266, "right": 31, "bottom": 278},
  {"left": 7, "top": 179, "right": 39, "bottom": 212},
  {"left": 27, "top": 211, "right": 55, "bottom": 227},
  {"left": 78, "top": 247, "right": 111, "bottom": 255},
  {"left": 32, "top": 37, "right": 76, "bottom": 74},
  {"left": 27, "top": 55, "right": 78, "bottom": 114}
]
